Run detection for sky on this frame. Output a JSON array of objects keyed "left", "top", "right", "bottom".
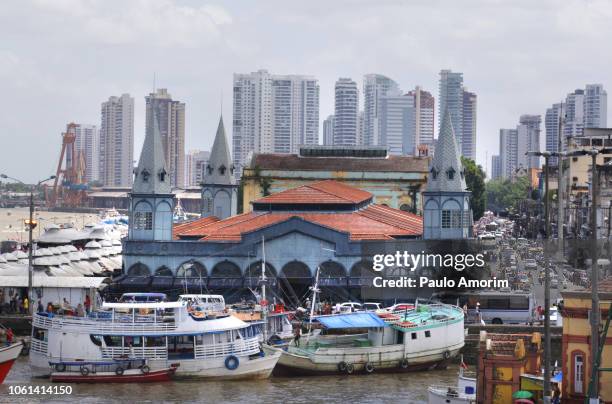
[{"left": 1, "top": 0, "right": 612, "bottom": 183}]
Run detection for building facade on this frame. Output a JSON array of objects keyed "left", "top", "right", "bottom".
[
  {"left": 333, "top": 78, "right": 359, "bottom": 146},
  {"left": 185, "top": 150, "right": 210, "bottom": 187},
  {"left": 584, "top": 84, "right": 607, "bottom": 128},
  {"left": 461, "top": 90, "right": 477, "bottom": 160},
  {"left": 232, "top": 70, "right": 319, "bottom": 174},
  {"left": 491, "top": 155, "right": 501, "bottom": 180},
  {"left": 73, "top": 124, "right": 99, "bottom": 183},
  {"left": 100, "top": 94, "right": 134, "bottom": 187},
  {"left": 241, "top": 146, "right": 429, "bottom": 213},
  {"left": 379, "top": 94, "right": 416, "bottom": 155},
  {"left": 363, "top": 74, "right": 400, "bottom": 146},
  {"left": 323, "top": 115, "right": 335, "bottom": 145},
  {"left": 406, "top": 86, "right": 435, "bottom": 150},
  {"left": 145, "top": 88, "right": 185, "bottom": 188}
]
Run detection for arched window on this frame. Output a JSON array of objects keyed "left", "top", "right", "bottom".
[
  {"left": 430, "top": 167, "right": 438, "bottom": 179},
  {"left": 154, "top": 201, "right": 172, "bottom": 239},
  {"left": 127, "top": 263, "right": 150, "bottom": 276},
  {"left": 154, "top": 266, "right": 173, "bottom": 277},
  {"left": 211, "top": 261, "right": 241, "bottom": 278},
  {"left": 176, "top": 261, "right": 206, "bottom": 278},
  {"left": 133, "top": 201, "right": 153, "bottom": 230},
  {"left": 446, "top": 167, "right": 456, "bottom": 180}
]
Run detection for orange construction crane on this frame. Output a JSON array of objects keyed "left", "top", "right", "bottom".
[{"left": 45, "top": 123, "right": 89, "bottom": 208}]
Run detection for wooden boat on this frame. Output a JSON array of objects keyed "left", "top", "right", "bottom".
[
  {"left": 0, "top": 341, "right": 23, "bottom": 383},
  {"left": 49, "top": 360, "right": 179, "bottom": 383}
]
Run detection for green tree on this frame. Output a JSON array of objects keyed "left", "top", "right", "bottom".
[
  {"left": 461, "top": 157, "right": 486, "bottom": 221},
  {"left": 486, "top": 176, "right": 531, "bottom": 213}
]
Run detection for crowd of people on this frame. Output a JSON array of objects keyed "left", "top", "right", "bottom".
[{"left": 0, "top": 289, "right": 92, "bottom": 317}]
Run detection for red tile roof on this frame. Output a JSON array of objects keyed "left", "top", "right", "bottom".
[
  {"left": 172, "top": 216, "right": 220, "bottom": 239},
  {"left": 174, "top": 205, "right": 422, "bottom": 242},
  {"left": 253, "top": 180, "right": 372, "bottom": 205}
]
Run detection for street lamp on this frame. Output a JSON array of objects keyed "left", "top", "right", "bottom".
[{"left": 0, "top": 174, "right": 55, "bottom": 315}]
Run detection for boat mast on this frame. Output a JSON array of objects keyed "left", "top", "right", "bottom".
[
  {"left": 261, "top": 235, "right": 268, "bottom": 342},
  {"left": 306, "top": 266, "right": 320, "bottom": 343}
]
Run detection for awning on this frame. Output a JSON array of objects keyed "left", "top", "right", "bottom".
[{"left": 314, "top": 312, "right": 388, "bottom": 329}]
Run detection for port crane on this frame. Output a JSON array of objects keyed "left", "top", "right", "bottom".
[{"left": 45, "top": 123, "right": 88, "bottom": 208}]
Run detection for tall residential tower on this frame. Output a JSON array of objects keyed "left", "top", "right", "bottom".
[{"left": 100, "top": 94, "right": 134, "bottom": 187}]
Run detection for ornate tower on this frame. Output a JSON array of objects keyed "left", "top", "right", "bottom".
[
  {"left": 423, "top": 108, "right": 472, "bottom": 239},
  {"left": 128, "top": 114, "right": 175, "bottom": 241},
  {"left": 201, "top": 116, "right": 237, "bottom": 219}
]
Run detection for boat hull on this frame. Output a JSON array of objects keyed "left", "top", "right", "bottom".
[
  {"left": 428, "top": 388, "right": 475, "bottom": 404},
  {"left": 0, "top": 342, "right": 23, "bottom": 383},
  {"left": 31, "top": 350, "right": 281, "bottom": 381},
  {"left": 50, "top": 367, "right": 176, "bottom": 383},
  {"left": 266, "top": 343, "right": 463, "bottom": 376}
]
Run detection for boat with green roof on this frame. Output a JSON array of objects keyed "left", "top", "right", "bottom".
[{"left": 266, "top": 303, "right": 465, "bottom": 376}]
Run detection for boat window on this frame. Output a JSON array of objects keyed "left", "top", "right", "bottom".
[
  {"left": 425, "top": 330, "right": 431, "bottom": 338},
  {"left": 103, "top": 335, "right": 123, "bottom": 347},
  {"left": 411, "top": 332, "right": 417, "bottom": 340},
  {"left": 90, "top": 335, "right": 102, "bottom": 347},
  {"left": 147, "top": 336, "right": 166, "bottom": 347},
  {"left": 32, "top": 327, "right": 47, "bottom": 341}
]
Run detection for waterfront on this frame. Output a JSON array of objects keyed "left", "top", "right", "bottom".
[
  {"left": 0, "top": 208, "right": 100, "bottom": 243},
  {"left": 1, "top": 357, "right": 457, "bottom": 404}
]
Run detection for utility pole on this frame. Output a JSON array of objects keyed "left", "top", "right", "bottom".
[
  {"left": 557, "top": 103, "right": 564, "bottom": 255},
  {"left": 27, "top": 189, "right": 34, "bottom": 314},
  {"left": 543, "top": 155, "right": 551, "bottom": 404},
  {"left": 589, "top": 150, "right": 600, "bottom": 403}
]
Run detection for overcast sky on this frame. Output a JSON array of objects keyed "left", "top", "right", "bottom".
[{"left": 2, "top": 0, "right": 612, "bottom": 182}]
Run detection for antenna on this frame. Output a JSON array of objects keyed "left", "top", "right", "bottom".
[{"left": 220, "top": 90, "right": 223, "bottom": 117}]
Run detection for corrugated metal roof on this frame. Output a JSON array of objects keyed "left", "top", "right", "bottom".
[{"left": 0, "top": 276, "right": 108, "bottom": 288}]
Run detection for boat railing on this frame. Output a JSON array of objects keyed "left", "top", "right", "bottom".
[
  {"left": 32, "top": 313, "right": 178, "bottom": 333},
  {"left": 388, "top": 304, "right": 464, "bottom": 328},
  {"left": 100, "top": 346, "right": 168, "bottom": 360},
  {"left": 30, "top": 338, "right": 48, "bottom": 355},
  {"left": 194, "top": 337, "right": 260, "bottom": 359}
]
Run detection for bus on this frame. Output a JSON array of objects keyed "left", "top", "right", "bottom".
[{"left": 432, "top": 290, "right": 535, "bottom": 324}]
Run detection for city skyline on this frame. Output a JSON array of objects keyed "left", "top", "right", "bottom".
[{"left": 3, "top": 1, "right": 612, "bottom": 182}]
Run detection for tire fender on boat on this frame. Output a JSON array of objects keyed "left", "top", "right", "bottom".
[
  {"left": 141, "top": 365, "right": 150, "bottom": 374},
  {"left": 399, "top": 358, "right": 409, "bottom": 369},
  {"left": 80, "top": 366, "right": 90, "bottom": 376},
  {"left": 55, "top": 363, "right": 66, "bottom": 372},
  {"left": 442, "top": 350, "right": 451, "bottom": 360},
  {"left": 364, "top": 362, "right": 375, "bottom": 373},
  {"left": 337, "top": 361, "right": 348, "bottom": 373},
  {"left": 225, "top": 355, "right": 240, "bottom": 371},
  {"left": 345, "top": 363, "right": 355, "bottom": 374},
  {"left": 115, "top": 366, "right": 124, "bottom": 376}
]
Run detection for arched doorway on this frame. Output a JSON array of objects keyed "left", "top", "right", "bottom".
[
  {"left": 209, "top": 261, "right": 242, "bottom": 291},
  {"left": 121, "top": 263, "right": 152, "bottom": 289},
  {"left": 349, "top": 260, "right": 376, "bottom": 301},
  {"left": 151, "top": 266, "right": 174, "bottom": 289},
  {"left": 244, "top": 261, "right": 277, "bottom": 289},
  {"left": 280, "top": 261, "right": 312, "bottom": 308},
  {"left": 173, "top": 261, "right": 207, "bottom": 294},
  {"left": 318, "top": 261, "right": 348, "bottom": 303}
]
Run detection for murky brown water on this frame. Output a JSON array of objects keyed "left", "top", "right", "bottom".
[{"left": 0, "top": 357, "right": 459, "bottom": 403}]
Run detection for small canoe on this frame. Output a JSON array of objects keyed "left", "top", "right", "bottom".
[{"left": 50, "top": 363, "right": 179, "bottom": 383}]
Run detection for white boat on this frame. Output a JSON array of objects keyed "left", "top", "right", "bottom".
[
  {"left": 0, "top": 341, "right": 23, "bottom": 383},
  {"left": 30, "top": 299, "right": 280, "bottom": 380},
  {"left": 428, "top": 367, "right": 476, "bottom": 404},
  {"left": 266, "top": 303, "right": 465, "bottom": 376}
]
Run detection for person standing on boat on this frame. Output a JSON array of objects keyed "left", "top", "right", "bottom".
[
  {"left": 37, "top": 300, "right": 43, "bottom": 314},
  {"left": 294, "top": 325, "right": 301, "bottom": 347},
  {"left": 84, "top": 295, "right": 91, "bottom": 314},
  {"left": 5, "top": 328, "right": 13, "bottom": 346}
]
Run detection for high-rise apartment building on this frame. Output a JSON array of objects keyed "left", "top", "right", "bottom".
[
  {"left": 100, "top": 94, "right": 134, "bottom": 187},
  {"left": 498, "top": 114, "right": 541, "bottom": 179},
  {"left": 185, "top": 150, "right": 210, "bottom": 187},
  {"left": 363, "top": 74, "right": 400, "bottom": 146},
  {"left": 379, "top": 94, "right": 416, "bottom": 155},
  {"left": 406, "top": 86, "right": 435, "bottom": 150},
  {"left": 323, "top": 115, "right": 335, "bottom": 145},
  {"left": 584, "top": 84, "right": 607, "bottom": 128},
  {"left": 232, "top": 70, "right": 319, "bottom": 174},
  {"left": 564, "top": 89, "right": 585, "bottom": 138},
  {"left": 461, "top": 90, "right": 477, "bottom": 160},
  {"left": 145, "top": 88, "right": 185, "bottom": 188},
  {"left": 73, "top": 124, "right": 99, "bottom": 183},
  {"left": 491, "top": 155, "right": 501, "bottom": 180},
  {"left": 357, "top": 111, "right": 364, "bottom": 145},
  {"left": 438, "top": 70, "right": 477, "bottom": 159},
  {"left": 545, "top": 102, "right": 564, "bottom": 166},
  {"left": 333, "top": 78, "right": 359, "bottom": 146}
]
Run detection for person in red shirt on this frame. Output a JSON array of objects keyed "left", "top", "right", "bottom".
[
  {"left": 84, "top": 295, "right": 91, "bottom": 314},
  {"left": 6, "top": 328, "right": 14, "bottom": 346}
]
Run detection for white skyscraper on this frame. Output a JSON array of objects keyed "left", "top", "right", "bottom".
[
  {"left": 545, "top": 102, "right": 564, "bottom": 166},
  {"left": 73, "top": 124, "right": 99, "bottom": 183},
  {"left": 438, "top": 70, "right": 477, "bottom": 159},
  {"left": 379, "top": 94, "right": 416, "bottom": 155},
  {"left": 185, "top": 150, "right": 210, "bottom": 187},
  {"left": 564, "top": 89, "right": 585, "bottom": 138},
  {"left": 491, "top": 155, "right": 501, "bottom": 180},
  {"left": 519, "top": 115, "right": 541, "bottom": 169},
  {"left": 232, "top": 70, "right": 319, "bottom": 173},
  {"left": 363, "top": 74, "right": 400, "bottom": 146},
  {"left": 406, "top": 86, "right": 435, "bottom": 150},
  {"left": 333, "top": 78, "right": 359, "bottom": 146},
  {"left": 499, "top": 128, "right": 518, "bottom": 179},
  {"left": 100, "top": 94, "right": 134, "bottom": 187},
  {"left": 323, "top": 115, "right": 335, "bottom": 145},
  {"left": 498, "top": 115, "right": 541, "bottom": 179},
  {"left": 584, "top": 84, "right": 607, "bottom": 128}
]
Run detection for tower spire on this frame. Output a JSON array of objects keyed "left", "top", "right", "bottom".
[{"left": 133, "top": 112, "right": 170, "bottom": 194}]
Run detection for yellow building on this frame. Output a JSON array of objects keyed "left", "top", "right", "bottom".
[
  {"left": 567, "top": 129, "right": 612, "bottom": 194},
  {"left": 560, "top": 277, "right": 612, "bottom": 403},
  {"left": 240, "top": 146, "right": 430, "bottom": 214}
]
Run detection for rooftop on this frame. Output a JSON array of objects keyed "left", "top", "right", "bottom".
[{"left": 253, "top": 180, "right": 372, "bottom": 207}]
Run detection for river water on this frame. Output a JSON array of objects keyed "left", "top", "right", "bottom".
[{"left": 1, "top": 357, "right": 458, "bottom": 403}]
